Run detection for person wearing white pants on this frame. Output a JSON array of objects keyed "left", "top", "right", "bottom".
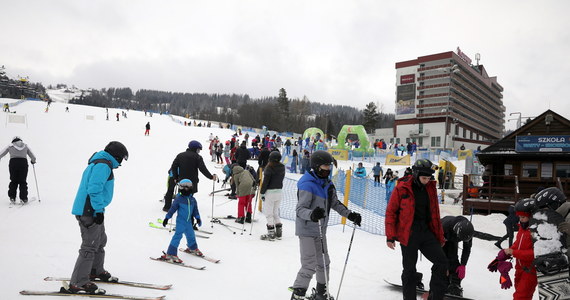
[{"left": 260, "top": 151, "right": 285, "bottom": 240}]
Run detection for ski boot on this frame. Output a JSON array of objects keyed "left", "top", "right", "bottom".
[
  {"left": 10, "top": 198, "right": 16, "bottom": 204},
  {"left": 21, "top": 198, "right": 28, "bottom": 204},
  {"left": 415, "top": 272, "right": 425, "bottom": 290},
  {"left": 184, "top": 248, "right": 204, "bottom": 257},
  {"left": 275, "top": 223, "right": 283, "bottom": 239},
  {"left": 160, "top": 252, "right": 183, "bottom": 263},
  {"left": 260, "top": 225, "right": 276, "bottom": 241},
  {"left": 235, "top": 217, "right": 245, "bottom": 224},
  {"left": 90, "top": 270, "right": 118, "bottom": 282},
  {"left": 307, "top": 283, "right": 334, "bottom": 300},
  {"left": 290, "top": 287, "right": 307, "bottom": 300},
  {"left": 245, "top": 212, "right": 252, "bottom": 223},
  {"left": 64, "top": 282, "right": 105, "bottom": 294},
  {"left": 447, "top": 283, "right": 463, "bottom": 297}
]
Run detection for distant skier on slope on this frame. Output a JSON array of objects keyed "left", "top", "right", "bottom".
[
  {"left": 144, "top": 122, "right": 150, "bottom": 136},
  {"left": 159, "top": 179, "right": 204, "bottom": 263},
  {"left": 0, "top": 136, "right": 37, "bottom": 204},
  {"left": 67, "top": 141, "right": 128, "bottom": 294}
]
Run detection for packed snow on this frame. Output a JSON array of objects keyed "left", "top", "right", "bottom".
[{"left": 0, "top": 98, "right": 532, "bottom": 299}]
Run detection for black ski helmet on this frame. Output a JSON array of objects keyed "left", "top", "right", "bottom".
[
  {"left": 453, "top": 218, "right": 474, "bottom": 242},
  {"left": 534, "top": 187, "right": 567, "bottom": 210},
  {"left": 514, "top": 198, "right": 537, "bottom": 217},
  {"left": 269, "top": 151, "right": 282, "bottom": 162},
  {"left": 310, "top": 150, "right": 334, "bottom": 170},
  {"left": 188, "top": 140, "right": 203, "bottom": 150},
  {"left": 412, "top": 159, "right": 435, "bottom": 177},
  {"left": 104, "top": 141, "right": 129, "bottom": 164}
]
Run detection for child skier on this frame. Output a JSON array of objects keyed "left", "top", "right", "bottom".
[
  {"left": 160, "top": 179, "right": 203, "bottom": 263},
  {"left": 0, "top": 136, "right": 37, "bottom": 203},
  {"left": 354, "top": 162, "right": 366, "bottom": 178}
]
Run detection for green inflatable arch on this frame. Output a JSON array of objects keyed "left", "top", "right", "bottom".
[
  {"left": 335, "top": 125, "right": 375, "bottom": 157},
  {"left": 302, "top": 127, "right": 325, "bottom": 140}
]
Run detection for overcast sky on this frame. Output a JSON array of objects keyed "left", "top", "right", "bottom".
[{"left": 2, "top": 0, "right": 569, "bottom": 130}]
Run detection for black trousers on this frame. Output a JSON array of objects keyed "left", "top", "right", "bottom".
[
  {"left": 162, "top": 176, "right": 176, "bottom": 210},
  {"left": 400, "top": 225, "right": 448, "bottom": 300},
  {"left": 497, "top": 224, "right": 514, "bottom": 247},
  {"left": 8, "top": 158, "right": 28, "bottom": 200},
  {"left": 442, "top": 242, "right": 462, "bottom": 287}
]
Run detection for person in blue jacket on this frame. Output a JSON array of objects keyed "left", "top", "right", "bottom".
[
  {"left": 68, "top": 141, "right": 128, "bottom": 294},
  {"left": 354, "top": 162, "right": 367, "bottom": 178},
  {"left": 160, "top": 179, "right": 203, "bottom": 263}
]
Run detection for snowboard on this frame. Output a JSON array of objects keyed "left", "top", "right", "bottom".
[
  {"left": 383, "top": 279, "right": 475, "bottom": 300},
  {"left": 529, "top": 209, "right": 570, "bottom": 299}
]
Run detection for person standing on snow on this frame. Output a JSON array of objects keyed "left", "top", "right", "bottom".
[
  {"left": 159, "top": 179, "right": 204, "bottom": 263},
  {"left": 170, "top": 140, "right": 218, "bottom": 195},
  {"left": 372, "top": 162, "right": 383, "bottom": 187},
  {"left": 385, "top": 159, "right": 447, "bottom": 300},
  {"left": 259, "top": 151, "right": 285, "bottom": 241},
  {"left": 67, "top": 141, "right": 128, "bottom": 294},
  {"left": 440, "top": 216, "right": 474, "bottom": 297},
  {"left": 290, "top": 150, "right": 362, "bottom": 300},
  {"left": 235, "top": 140, "right": 251, "bottom": 169},
  {"left": 354, "top": 162, "right": 366, "bottom": 178},
  {"left": 231, "top": 164, "right": 256, "bottom": 224},
  {"left": 144, "top": 122, "right": 150, "bottom": 136},
  {"left": 0, "top": 136, "right": 37, "bottom": 204}
]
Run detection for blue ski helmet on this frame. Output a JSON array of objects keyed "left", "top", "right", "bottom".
[
  {"left": 178, "top": 179, "right": 193, "bottom": 189},
  {"left": 188, "top": 140, "right": 202, "bottom": 150}
]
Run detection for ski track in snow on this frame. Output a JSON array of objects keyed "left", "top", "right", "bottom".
[{"left": 0, "top": 98, "right": 526, "bottom": 299}]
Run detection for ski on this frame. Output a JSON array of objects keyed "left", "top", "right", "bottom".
[
  {"left": 156, "top": 218, "right": 213, "bottom": 234},
  {"left": 44, "top": 277, "right": 171, "bottom": 290},
  {"left": 208, "top": 187, "right": 231, "bottom": 196},
  {"left": 20, "top": 289, "right": 165, "bottom": 300},
  {"left": 179, "top": 248, "right": 220, "bottom": 263},
  {"left": 209, "top": 215, "right": 237, "bottom": 219},
  {"left": 148, "top": 222, "right": 210, "bottom": 239},
  {"left": 149, "top": 257, "right": 206, "bottom": 270},
  {"left": 383, "top": 279, "right": 475, "bottom": 300}
]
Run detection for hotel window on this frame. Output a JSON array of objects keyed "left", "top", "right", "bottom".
[
  {"left": 556, "top": 163, "right": 570, "bottom": 178},
  {"left": 455, "top": 125, "right": 459, "bottom": 136},
  {"left": 541, "top": 162, "right": 553, "bottom": 178},
  {"left": 463, "top": 128, "right": 466, "bottom": 138},
  {"left": 418, "top": 137, "right": 423, "bottom": 146},
  {"left": 522, "top": 162, "right": 538, "bottom": 178},
  {"left": 419, "top": 124, "right": 424, "bottom": 133},
  {"left": 431, "top": 136, "right": 441, "bottom": 147}
]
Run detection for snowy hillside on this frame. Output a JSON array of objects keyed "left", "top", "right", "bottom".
[{"left": 0, "top": 99, "right": 525, "bottom": 299}]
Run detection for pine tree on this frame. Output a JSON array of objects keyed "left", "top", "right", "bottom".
[
  {"left": 363, "top": 102, "right": 380, "bottom": 133},
  {"left": 276, "top": 88, "right": 290, "bottom": 131}
]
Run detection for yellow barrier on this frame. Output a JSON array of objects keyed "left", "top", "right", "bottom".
[
  {"left": 328, "top": 149, "right": 349, "bottom": 161},
  {"left": 385, "top": 154, "right": 411, "bottom": 165},
  {"left": 457, "top": 149, "right": 473, "bottom": 160}
]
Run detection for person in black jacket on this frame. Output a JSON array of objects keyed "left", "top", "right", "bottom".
[
  {"left": 171, "top": 140, "right": 217, "bottom": 194},
  {"left": 235, "top": 140, "right": 250, "bottom": 169},
  {"left": 495, "top": 205, "right": 518, "bottom": 249},
  {"left": 440, "top": 216, "right": 474, "bottom": 297},
  {"left": 258, "top": 145, "right": 270, "bottom": 169},
  {"left": 259, "top": 151, "right": 286, "bottom": 240}
]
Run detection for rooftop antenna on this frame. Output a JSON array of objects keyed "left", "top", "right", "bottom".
[{"left": 475, "top": 53, "right": 481, "bottom": 66}]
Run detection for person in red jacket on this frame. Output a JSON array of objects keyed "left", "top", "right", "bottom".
[
  {"left": 503, "top": 198, "right": 537, "bottom": 300},
  {"left": 385, "top": 159, "right": 447, "bottom": 300}
]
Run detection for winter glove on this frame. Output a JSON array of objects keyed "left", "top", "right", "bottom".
[
  {"left": 487, "top": 258, "right": 499, "bottom": 272},
  {"left": 261, "top": 194, "right": 265, "bottom": 201},
  {"left": 497, "top": 249, "right": 510, "bottom": 261},
  {"left": 488, "top": 249, "right": 510, "bottom": 272},
  {"left": 497, "top": 261, "right": 513, "bottom": 289},
  {"left": 94, "top": 213, "right": 104, "bottom": 225},
  {"left": 456, "top": 265, "right": 466, "bottom": 279},
  {"left": 162, "top": 218, "right": 169, "bottom": 227},
  {"left": 558, "top": 221, "right": 570, "bottom": 234},
  {"left": 347, "top": 212, "right": 362, "bottom": 226},
  {"left": 310, "top": 207, "right": 326, "bottom": 222}
]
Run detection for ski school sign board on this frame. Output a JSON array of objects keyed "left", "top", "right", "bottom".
[
  {"left": 328, "top": 149, "right": 349, "bottom": 161},
  {"left": 515, "top": 135, "right": 570, "bottom": 152},
  {"left": 385, "top": 154, "right": 411, "bottom": 165}
]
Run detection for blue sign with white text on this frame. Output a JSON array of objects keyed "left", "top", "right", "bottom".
[{"left": 515, "top": 135, "right": 570, "bottom": 152}]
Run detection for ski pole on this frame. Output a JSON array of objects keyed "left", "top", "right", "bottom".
[
  {"left": 241, "top": 201, "right": 247, "bottom": 235},
  {"left": 249, "top": 187, "right": 260, "bottom": 235},
  {"left": 336, "top": 224, "right": 356, "bottom": 300},
  {"left": 32, "top": 164, "right": 41, "bottom": 202},
  {"left": 318, "top": 219, "right": 331, "bottom": 300},
  {"left": 211, "top": 179, "right": 216, "bottom": 229}
]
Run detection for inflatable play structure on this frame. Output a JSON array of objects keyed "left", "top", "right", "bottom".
[
  {"left": 334, "top": 125, "right": 375, "bottom": 157},
  {"left": 302, "top": 127, "right": 325, "bottom": 140}
]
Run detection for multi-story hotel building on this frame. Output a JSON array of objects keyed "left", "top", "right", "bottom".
[{"left": 393, "top": 48, "right": 505, "bottom": 150}]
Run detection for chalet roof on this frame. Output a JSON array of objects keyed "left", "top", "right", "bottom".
[{"left": 477, "top": 110, "right": 570, "bottom": 161}]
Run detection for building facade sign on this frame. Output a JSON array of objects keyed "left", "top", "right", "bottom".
[
  {"left": 400, "top": 74, "right": 415, "bottom": 85},
  {"left": 515, "top": 135, "right": 570, "bottom": 152},
  {"left": 396, "top": 84, "right": 416, "bottom": 115}
]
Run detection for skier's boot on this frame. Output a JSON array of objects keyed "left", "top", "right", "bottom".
[
  {"left": 290, "top": 287, "right": 307, "bottom": 300},
  {"left": 415, "top": 272, "right": 425, "bottom": 290},
  {"left": 235, "top": 217, "right": 245, "bottom": 224},
  {"left": 21, "top": 198, "right": 28, "bottom": 204},
  {"left": 245, "top": 212, "right": 252, "bottom": 223},
  {"left": 308, "top": 282, "right": 334, "bottom": 300},
  {"left": 160, "top": 252, "right": 183, "bottom": 263},
  {"left": 275, "top": 223, "right": 283, "bottom": 239},
  {"left": 184, "top": 248, "right": 204, "bottom": 257},
  {"left": 447, "top": 283, "right": 463, "bottom": 297},
  {"left": 90, "top": 270, "right": 118, "bottom": 282},
  {"left": 10, "top": 198, "right": 15, "bottom": 204},
  {"left": 66, "top": 282, "right": 104, "bottom": 294},
  {"left": 260, "top": 225, "right": 276, "bottom": 241}
]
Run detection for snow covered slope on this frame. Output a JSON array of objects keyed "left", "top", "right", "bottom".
[{"left": 0, "top": 99, "right": 523, "bottom": 299}]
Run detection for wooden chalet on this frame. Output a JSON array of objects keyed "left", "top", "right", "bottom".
[{"left": 462, "top": 109, "right": 570, "bottom": 215}]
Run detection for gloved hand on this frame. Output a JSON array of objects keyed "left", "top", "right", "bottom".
[
  {"left": 558, "top": 221, "right": 570, "bottom": 234},
  {"left": 31, "top": 160, "right": 36, "bottom": 164},
  {"left": 347, "top": 212, "right": 362, "bottom": 226},
  {"left": 261, "top": 194, "right": 265, "bottom": 201},
  {"left": 497, "top": 261, "right": 513, "bottom": 289},
  {"left": 487, "top": 258, "right": 499, "bottom": 272},
  {"left": 94, "top": 213, "right": 104, "bottom": 224},
  {"left": 310, "top": 207, "right": 326, "bottom": 222},
  {"left": 196, "top": 218, "right": 202, "bottom": 227},
  {"left": 497, "top": 249, "right": 510, "bottom": 261},
  {"left": 212, "top": 174, "right": 218, "bottom": 181},
  {"left": 162, "top": 218, "right": 169, "bottom": 227},
  {"left": 456, "top": 265, "right": 466, "bottom": 279}
]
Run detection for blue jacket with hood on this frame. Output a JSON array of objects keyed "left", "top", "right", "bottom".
[
  {"left": 165, "top": 193, "right": 201, "bottom": 226},
  {"left": 72, "top": 151, "right": 119, "bottom": 216}
]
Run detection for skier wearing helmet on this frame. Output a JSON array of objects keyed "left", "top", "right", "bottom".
[
  {"left": 290, "top": 150, "right": 362, "bottom": 300},
  {"left": 171, "top": 140, "right": 217, "bottom": 194},
  {"left": 385, "top": 158, "right": 447, "bottom": 300},
  {"left": 440, "top": 216, "right": 474, "bottom": 297}
]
